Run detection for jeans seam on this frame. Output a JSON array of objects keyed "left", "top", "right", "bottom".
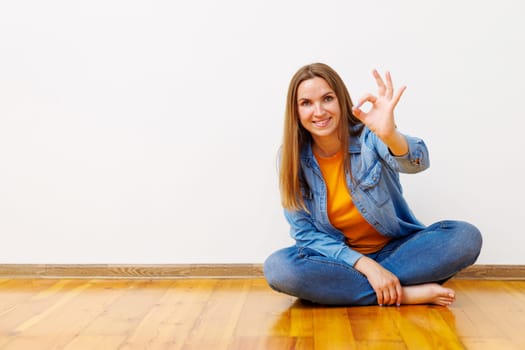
[
  {"left": 297, "top": 247, "right": 365, "bottom": 279},
  {"left": 302, "top": 255, "right": 363, "bottom": 277}
]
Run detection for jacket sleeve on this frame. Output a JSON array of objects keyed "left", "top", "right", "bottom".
[
  {"left": 284, "top": 207, "right": 364, "bottom": 267},
  {"left": 366, "top": 129, "right": 430, "bottom": 174}
]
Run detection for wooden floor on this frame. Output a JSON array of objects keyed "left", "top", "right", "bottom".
[{"left": 0, "top": 279, "right": 524, "bottom": 349}]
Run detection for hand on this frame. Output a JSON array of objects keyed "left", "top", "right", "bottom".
[
  {"left": 354, "top": 256, "right": 403, "bottom": 306},
  {"left": 352, "top": 70, "right": 406, "bottom": 142}
]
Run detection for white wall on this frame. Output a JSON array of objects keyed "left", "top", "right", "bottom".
[{"left": 0, "top": 0, "right": 523, "bottom": 264}]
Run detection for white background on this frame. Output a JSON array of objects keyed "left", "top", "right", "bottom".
[{"left": 1, "top": 0, "right": 523, "bottom": 264}]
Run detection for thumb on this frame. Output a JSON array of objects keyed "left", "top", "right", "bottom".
[
  {"left": 354, "top": 93, "right": 377, "bottom": 109},
  {"left": 353, "top": 93, "right": 377, "bottom": 119},
  {"left": 352, "top": 106, "right": 362, "bottom": 118}
]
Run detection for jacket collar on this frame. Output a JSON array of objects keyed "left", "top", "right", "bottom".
[{"left": 301, "top": 124, "right": 363, "bottom": 163}]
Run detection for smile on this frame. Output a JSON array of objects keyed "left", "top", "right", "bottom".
[{"left": 313, "top": 118, "right": 332, "bottom": 128}]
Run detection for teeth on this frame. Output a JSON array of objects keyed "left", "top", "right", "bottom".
[{"left": 313, "top": 118, "right": 330, "bottom": 127}]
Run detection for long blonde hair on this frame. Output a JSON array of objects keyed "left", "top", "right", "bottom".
[{"left": 280, "top": 63, "right": 362, "bottom": 211}]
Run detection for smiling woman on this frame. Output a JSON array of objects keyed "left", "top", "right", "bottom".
[{"left": 264, "top": 63, "right": 483, "bottom": 306}]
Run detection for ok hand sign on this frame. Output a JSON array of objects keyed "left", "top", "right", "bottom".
[
  {"left": 352, "top": 70, "right": 408, "bottom": 156},
  {"left": 352, "top": 70, "right": 406, "bottom": 141}
]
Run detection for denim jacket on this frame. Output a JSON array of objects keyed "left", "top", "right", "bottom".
[{"left": 284, "top": 126, "right": 429, "bottom": 267}]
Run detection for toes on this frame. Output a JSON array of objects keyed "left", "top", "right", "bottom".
[{"left": 436, "top": 296, "right": 454, "bottom": 306}]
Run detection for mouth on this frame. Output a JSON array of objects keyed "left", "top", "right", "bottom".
[{"left": 312, "top": 117, "right": 332, "bottom": 128}]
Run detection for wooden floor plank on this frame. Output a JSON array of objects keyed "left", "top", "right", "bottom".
[
  {"left": 451, "top": 280, "right": 525, "bottom": 347},
  {"left": 181, "top": 279, "right": 250, "bottom": 350},
  {"left": 231, "top": 280, "right": 313, "bottom": 349},
  {"left": 312, "top": 306, "right": 357, "bottom": 349},
  {"left": 289, "top": 300, "right": 314, "bottom": 340},
  {"left": 119, "top": 279, "right": 218, "bottom": 350},
  {"left": 62, "top": 280, "right": 173, "bottom": 349},
  {"left": 461, "top": 338, "right": 520, "bottom": 350},
  {"left": 1, "top": 280, "right": 134, "bottom": 350},
  {"left": 393, "top": 306, "right": 448, "bottom": 349},
  {"left": 445, "top": 280, "right": 508, "bottom": 345},
  {"left": 0, "top": 279, "right": 71, "bottom": 320},
  {"left": 1, "top": 278, "right": 525, "bottom": 349},
  {"left": 233, "top": 279, "right": 295, "bottom": 337},
  {"left": 0, "top": 279, "right": 89, "bottom": 348},
  {"left": 346, "top": 305, "right": 404, "bottom": 346}
]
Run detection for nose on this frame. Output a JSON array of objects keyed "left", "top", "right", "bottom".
[{"left": 313, "top": 102, "right": 324, "bottom": 117}]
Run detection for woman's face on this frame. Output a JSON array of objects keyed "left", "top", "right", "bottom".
[{"left": 296, "top": 77, "right": 341, "bottom": 143}]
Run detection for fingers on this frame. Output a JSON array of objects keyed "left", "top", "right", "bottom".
[
  {"left": 378, "top": 289, "right": 394, "bottom": 306},
  {"left": 376, "top": 289, "right": 384, "bottom": 306},
  {"left": 352, "top": 107, "right": 361, "bottom": 118},
  {"left": 373, "top": 69, "right": 386, "bottom": 96},
  {"left": 377, "top": 279, "right": 402, "bottom": 306},
  {"left": 391, "top": 85, "right": 407, "bottom": 108},
  {"left": 383, "top": 289, "right": 394, "bottom": 305},
  {"left": 354, "top": 93, "right": 377, "bottom": 109},
  {"left": 353, "top": 93, "right": 377, "bottom": 118},
  {"left": 372, "top": 69, "right": 404, "bottom": 104},
  {"left": 359, "top": 259, "right": 402, "bottom": 307},
  {"left": 396, "top": 282, "right": 403, "bottom": 306},
  {"left": 385, "top": 71, "right": 393, "bottom": 99},
  {"left": 386, "top": 286, "right": 399, "bottom": 306}
]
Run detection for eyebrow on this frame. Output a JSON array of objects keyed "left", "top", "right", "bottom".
[{"left": 297, "top": 91, "right": 335, "bottom": 102}]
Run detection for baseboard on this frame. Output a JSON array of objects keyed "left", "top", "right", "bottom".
[
  {"left": 0, "top": 264, "right": 523, "bottom": 280},
  {"left": 454, "top": 265, "right": 525, "bottom": 280},
  {"left": 0, "top": 264, "right": 264, "bottom": 279}
]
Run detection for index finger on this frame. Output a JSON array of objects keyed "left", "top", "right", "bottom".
[{"left": 354, "top": 93, "right": 377, "bottom": 109}]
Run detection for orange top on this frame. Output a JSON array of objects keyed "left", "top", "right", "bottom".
[{"left": 314, "top": 149, "right": 390, "bottom": 254}]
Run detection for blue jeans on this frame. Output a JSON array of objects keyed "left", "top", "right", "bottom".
[{"left": 264, "top": 220, "right": 482, "bottom": 305}]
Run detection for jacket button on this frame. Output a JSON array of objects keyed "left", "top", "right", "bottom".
[{"left": 362, "top": 208, "right": 367, "bottom": 213}]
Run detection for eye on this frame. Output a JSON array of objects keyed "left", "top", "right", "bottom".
[
  {"left": 324, "top": 95, "right": 334, "bottom": 102},
  {"left": 299, "top": 100, "right": 311, "bottom": 107}
]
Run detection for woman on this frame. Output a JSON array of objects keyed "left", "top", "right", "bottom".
[{"left": 264, "top": 63, "right": 482, "bottom": 306}]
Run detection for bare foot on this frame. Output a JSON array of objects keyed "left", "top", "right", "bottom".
[{"left": 401, "top": 283, "right": 455, "bottom": 306}]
